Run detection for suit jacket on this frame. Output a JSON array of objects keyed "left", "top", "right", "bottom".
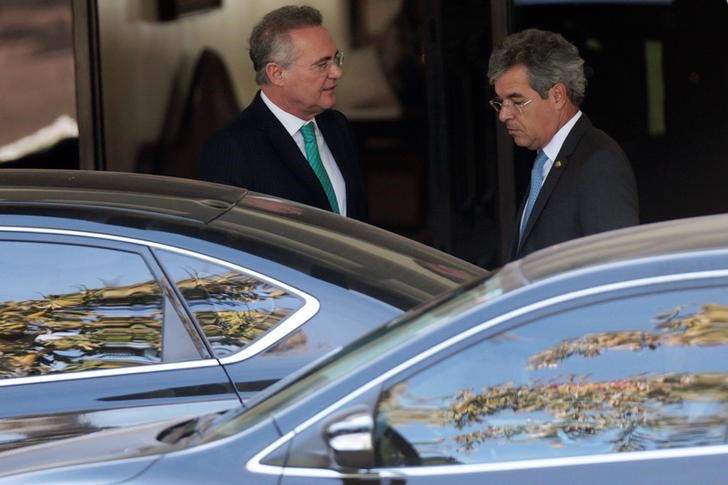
[
  {"left": 510, "top": 114, "right": 639, "bottom": 260},
  {"left": 199, "top": 91, "right": 368, "bottom": 221}
]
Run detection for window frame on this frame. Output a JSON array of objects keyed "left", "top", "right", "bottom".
[
  {"left": 0, "top": 226, "right": 319, "bottom": 387},
  {"left": 151, "top": 247, "right": 315, "bottom": 363},
  {"left": 372, "top": 276, "right": 728, "bottom": 468},
  {"left": 0, "top": 230, "right": 203, "bottom": 384}
]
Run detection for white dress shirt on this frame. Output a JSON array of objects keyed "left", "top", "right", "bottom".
[{"left": 539, "top": 110, "right": 582, "bottom": 180}]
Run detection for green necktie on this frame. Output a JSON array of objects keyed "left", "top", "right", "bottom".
[{"left": 300, "top": 122, "right": 340, "bottom": 214}]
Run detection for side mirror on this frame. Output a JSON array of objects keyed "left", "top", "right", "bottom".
[{"left": 325, "top": 411, "right": 375, "bottom": 470}]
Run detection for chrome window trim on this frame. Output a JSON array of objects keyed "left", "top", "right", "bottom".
[
  {"left": 248, "top": 268, "right": 728, "bottom": 477},
  {"left": 0, "top": 226, "right": 320, "bottom": 384},
  {"left": 0, "top": 359, "right": 221, "bottom": 387}
]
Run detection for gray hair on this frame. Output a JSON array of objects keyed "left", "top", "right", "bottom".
[
  {"left": 487, "top": 28, "right": 586, "bottom": 106},
  {"left": 249, "top": 5, "right": 322, "bottom": 85}
]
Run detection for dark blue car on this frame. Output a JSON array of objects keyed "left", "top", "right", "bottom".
[
  {"left": 0, "top": 169, "right": 484, "bottom": 453},
  {"left": 4, "top": 211, "right": 728, "bottom": 483}
]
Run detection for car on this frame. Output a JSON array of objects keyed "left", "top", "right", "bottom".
[
  {"left": 0, "top": 169, "right": 485, "bottom": 453},
  {"left": 3, "top": 212, "right": 728, "bottom": 484}
]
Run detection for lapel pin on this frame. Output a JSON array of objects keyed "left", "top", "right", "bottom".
[{"left": 555, "top": 160, "right": 562, "bottom": 168}]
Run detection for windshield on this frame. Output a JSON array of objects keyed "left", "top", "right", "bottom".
[{"left": 202, "top": 264, "right": 524, "bottom": 442}]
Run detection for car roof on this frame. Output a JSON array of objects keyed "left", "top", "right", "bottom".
[
  {"left": 516, "top": 213, "right": 728, "bottom": 285},
  {"left": 0, "top": 169, "right": 245, "bottom": 223},
  {"left": 0, "top": 169, "right": 487, "bottom": 309}
]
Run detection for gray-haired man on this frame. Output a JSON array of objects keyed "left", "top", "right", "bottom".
[{"left": 488, "top": 28, "right": 638, "bottom": 259}]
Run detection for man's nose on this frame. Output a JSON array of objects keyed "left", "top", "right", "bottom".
[
  {"left": 498, "top": 106, "right": 513, "bottom": 123},
  {"left": 329, "top": 63, "right": 343, "bottom": 79}
]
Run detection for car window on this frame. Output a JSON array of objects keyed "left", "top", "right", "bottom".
[
  {"left": 374, "top": 282, "right": 728, "bottom": 467},
  {"left": 155, "top": 250, "right": 304, "bottom": 358},
  {"left": 0, "top": 241, "right": 164, "bottom": 378}
]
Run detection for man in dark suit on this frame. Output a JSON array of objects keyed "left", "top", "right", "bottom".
[
  {"left": 200, "top": 6, "right": 367, "bottom": 220},
  {"left": 488, "top": 29, "right": 638, "bottom": 260}
]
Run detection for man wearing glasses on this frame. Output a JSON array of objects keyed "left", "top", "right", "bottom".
[
  {"left": 201, "top": 5, "right": 367, "bottom": 220},
  {"left": 488, "top": 28, "right": 638, "bottom": 260}
]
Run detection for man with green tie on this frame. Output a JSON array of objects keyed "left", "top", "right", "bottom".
[{"left": 201, "top": 5, "right": 367, "bottom": 220}]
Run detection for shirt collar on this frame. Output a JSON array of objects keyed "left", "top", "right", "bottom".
[
  {"left": 542, "top": 110, "right": 582, "bottom": 162},
  {"left": 260, "top": 90, "right": 315, "bottom": 136}
]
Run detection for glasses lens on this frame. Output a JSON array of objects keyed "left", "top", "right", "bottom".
[{"left": 489, "top": 99, "right": 502, "bottom": 113}]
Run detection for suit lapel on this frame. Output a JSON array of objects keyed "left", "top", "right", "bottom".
[
  {"left": 317, "top": 112, "right": 354, "bottom": 193},
  {"left": 513, "top": 193, "right": 528, "bottom": 259},
  {"left": 556, "top": 114, "right": 592, "bottom": 161},
  {"left": 520, "top": 157, "right": 566, "bottom": 244},
  {"left": 250, "top": 93, "right": 330, "bottom": 208},
  {"left": 516, "top": 115, "right": 593, "bottom": 255}
]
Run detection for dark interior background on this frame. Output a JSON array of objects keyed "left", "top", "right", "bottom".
[
  {"left": 358, "top": 0, "right": 728, "bottom": 269},
  {"left": 3, "top": 0, "right": 727, "bottom": 271}
]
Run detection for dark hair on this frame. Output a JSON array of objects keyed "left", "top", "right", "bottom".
[
  {"left": 249, "top": 5, "right": 322, "bottom": 85},
  {"left": 488, "top": 28, "right": 586, "bottom": 106}
]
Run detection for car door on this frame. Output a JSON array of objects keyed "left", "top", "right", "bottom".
[
  {"left": 0, "top": 231, "right": 239, "bottom": 451},
  {"left": 279, "top": 271, "right": 728, "bottom": 484}
]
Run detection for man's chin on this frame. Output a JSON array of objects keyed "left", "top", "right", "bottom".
[
  {"left": 512, "top": 137, "right": 527, "bottom": 148},
  {"left": 320, "top": 93, "right": 337, "bottom": 109},
  {"left": 512, "top": 136, "right": 534, "bottom": 150}
]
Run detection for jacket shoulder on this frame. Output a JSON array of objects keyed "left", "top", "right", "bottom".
[
  {"left": 567, "top": 115, "right": 627, "bottom": 159},
  {"left": 205, "top": 104, "right": 266, "bottom": 146}
]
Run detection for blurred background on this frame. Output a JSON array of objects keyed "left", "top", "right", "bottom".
[{"left": 1, "top": 0, "right": 726, "bottom": 269}]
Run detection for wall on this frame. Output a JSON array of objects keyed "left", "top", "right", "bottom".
[
  {"left": 0, "top": 1, "right": 76, "bottom": 150},
  {"left": 98, "top": 0, "right": 349, "bottom": 172}
]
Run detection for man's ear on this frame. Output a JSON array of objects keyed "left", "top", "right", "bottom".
[
  {"left": 551, "top": 83, "right": 568, "bottom": 108},
  {"left": 266, "top": 62, "right": 286, "bottom": 86}
]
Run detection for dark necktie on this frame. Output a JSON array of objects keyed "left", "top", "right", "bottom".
[
  {"left": 300, "top": 122, "right": 340, "bottom": 214},
  {"left": 521, "top": 150, "right": 549, "bottom": 236}
]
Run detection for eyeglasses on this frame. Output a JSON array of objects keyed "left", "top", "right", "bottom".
[
  {"left": 311, "top": 50, "right": 344, "bottom": 73},
  {"left": 489, "top": 97, "right": 533, "bottom": 114}
]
